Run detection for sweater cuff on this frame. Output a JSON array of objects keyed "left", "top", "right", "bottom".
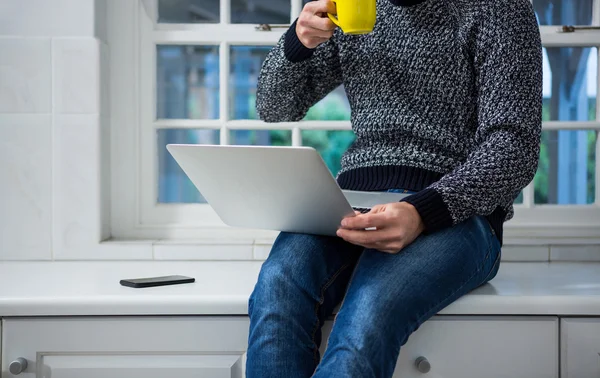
[
  {"left": 402, "top": 188, "right": 453, "bottom": 233},
  {"left": 284, "top": 20, "right": 315, "bottom": 63}
]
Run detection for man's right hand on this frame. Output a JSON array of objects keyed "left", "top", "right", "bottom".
[{"left": 296, "top": 0, "right": 337, "bottom": 49}]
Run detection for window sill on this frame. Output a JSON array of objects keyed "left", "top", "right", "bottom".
[{"left": 1, "top": 261, "right": 600, "bottom": 317}]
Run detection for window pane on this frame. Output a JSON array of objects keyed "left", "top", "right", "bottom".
[
  {"left": 157, "top": 45, "right": 220, "bottom": 120},
  {"left": 232, "top": 0, "right": 290, "bottom": 24},
  {"left": 230, "top": 130, "right": 292, "bottom": 145},
  {"left": 304, "top": 86, "right": 351, "bottom": 121},
  {"left": 533, "top": 0, "right": 594, "bottom": 25},
  {"left": 534, "top": 130, "right": 596, "bottom": 204},
  {"left": 542, "top": 47, "right": 597, "bottom": 121},
  {"left": 302, "top": 130, "right": 355, "bottom": 176},
  {"left": 157, "top": 129, "right": 220, "bottom": 203},
  {"left": 158, "top": 0, "right": 220, "bottom": 23},
  {"left": 229, "top": 47, "right": 352, "bottom": 121},
  {"left": 229, "top": 46, "right": 272, "bottom": 120}
]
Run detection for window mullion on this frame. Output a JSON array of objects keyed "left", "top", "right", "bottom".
[
  {"left": 291, "top": 0, "right": 303, "bottom": 22},
  {"left": 523, "top": 182, "right": 535, "bottom": 208},
  {"left": 596, "top": 48, "right": 600, "bottom": 204},
  {"left": 292, "top": 128, "right": 302, "bottom": 146},
  {"left": 221, "top": 0, "right": 230, "bottom": 24},
  {"left": 220, "top": 41, "right": 230, "bottom": 145}
]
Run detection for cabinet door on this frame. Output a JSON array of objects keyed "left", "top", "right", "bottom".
[
  {"left": 393, "top": 317, "right": 558, "bottom": 378},
  {"left": 322, "top": 316, "right": 558, "bottom": 378},
  {"left": 2, "top": 317, "right": 248, "bottom": 378},
  {"left": 561, "top": 318, "right": 600, "bottom": 378}
]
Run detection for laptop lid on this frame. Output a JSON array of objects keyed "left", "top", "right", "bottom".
[{"left": 166, "top": 145, "right": 355, "bottom": 236}]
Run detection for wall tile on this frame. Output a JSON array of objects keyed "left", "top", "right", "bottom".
[
  {"left": 52, "top": 114, "right": 151, "bottom": 260},
  {"left": 53, "top": 114, "right": 101, "bottom": 254},
  {"left": 253, "top": 244, "right": 272, "bottom": 260},
  {"left": 99, "top": 41, "right": 110, "bottom": 118},
  {"left": 550, "top": 246, "right": 600, "bottom": 262},
  {"left": 0, "top": 0, "right": 94, "bottom": 37},
  {"left": 100, "top": 115, "right": 111, "bottom": 241},
  {"left": 0, "top": 115, "right": 52, "bottom": 260},
  {"left": 55, "top": 240, "right": 154, "bottom": 260},
  {"left": 501, "top": 246, "right": 549, "bottom": 262},
  {"left": 0, "top": 39, "right": 51, "bottom": 113},
  {"left": 53, "top": 38, "right": 100, "bottom": 114},
  {"left": 154, "top": 241, "right": 254, "bottom": 260}
]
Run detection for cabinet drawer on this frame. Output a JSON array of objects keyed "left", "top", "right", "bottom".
[
  {"left": 561, "top": 318, "right": 600, "bottom": 378},
  {"left": 322, "top": 317, "right": 558, "bottom": 378},
  {"left": 2, "top": 317, "right": 249, "bottom": 378},
  {"left": 392, "top": 317, "right": 558, "bottom": 378}
]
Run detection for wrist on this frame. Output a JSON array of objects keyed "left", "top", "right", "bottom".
[{"left": 284, "top": 19, "right": 315, "bottom": 62}]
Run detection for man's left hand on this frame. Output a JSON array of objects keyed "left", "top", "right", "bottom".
[{"left": 337, "top": 202, "right": 425, "bottom": 254}]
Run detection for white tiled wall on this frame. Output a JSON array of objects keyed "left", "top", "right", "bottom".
[
  {"left": 53, "top": 39, "right": 101, "bottom": 114},
  {"left": 53, "top": 114, "right": 101, "bottom": 254},
  {"left": 0, "top": 39, "right": 52, "bottom": 113},
  {"left": 0, "top": 115, "right": 52, "bottom": 260},
  {"left": 0, "top": 0, "right": 105, "bottom": 261},
  {"left": 0, "top": 0, "right": 96, "bottom": 37}
]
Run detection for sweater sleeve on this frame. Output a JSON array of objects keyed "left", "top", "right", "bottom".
[
  {"left": 402, "top": 0, "right": 543, "bottom": 232},
  {"left": 256, "top": 20, "right": 344, "bottom": 122}
]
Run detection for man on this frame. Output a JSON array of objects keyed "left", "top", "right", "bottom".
[{"left": 246, "top": 0, "right": 542, "bottom": 376}]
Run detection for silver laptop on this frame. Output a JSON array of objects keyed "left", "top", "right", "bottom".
[{"left": 166, "top": 145, "right": 409, "bottom": 236}]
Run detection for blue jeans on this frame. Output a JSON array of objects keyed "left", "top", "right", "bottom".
[{"left": 246, "top": 190, "right": 502, "bottom": 378}]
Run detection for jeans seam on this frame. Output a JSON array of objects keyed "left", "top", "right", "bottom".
[
  {"left": 326, "top": 251, "right": 364, "bottom": 336},
  {"left": 411, "top": 241, "right": 496, "bottom": 333},
  {"left": 310, "top": 263, "right": 352, "bottom": 365},
  {"left": 481, "top": 246, "right": 502, "bottom": 283}
]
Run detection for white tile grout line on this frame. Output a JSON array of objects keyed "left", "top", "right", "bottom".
[{"left": 51, "top": 37, "right": 56, "bottom": 261}]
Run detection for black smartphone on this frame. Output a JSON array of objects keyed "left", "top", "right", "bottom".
[{"left": 120, "top": 275, "right": 195, "bottom": 288}]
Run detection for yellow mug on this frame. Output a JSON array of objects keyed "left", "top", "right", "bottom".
[{"left": 327, "top": 0, "right": 376, "bottom": 35}]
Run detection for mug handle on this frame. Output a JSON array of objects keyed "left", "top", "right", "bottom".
[{"left": 327, "top": 0, "right": 341, "bottom": 28}]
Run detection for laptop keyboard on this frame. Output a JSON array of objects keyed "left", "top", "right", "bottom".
[{"left": 352, "top": 207, "right": 371, "bottom": 214}]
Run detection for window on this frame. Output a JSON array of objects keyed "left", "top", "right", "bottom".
[{"left": 110, "top": 0, "right": 600, "bottom": 242}]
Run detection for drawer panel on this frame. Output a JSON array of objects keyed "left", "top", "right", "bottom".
[
  {"left": 322, "top": 316, "right": 558, "bottom": 378},
  {"left": 561, "top": 318, "right": 600, "bottom": 378}
]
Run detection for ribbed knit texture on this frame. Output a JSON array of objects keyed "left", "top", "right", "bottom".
[
  {"left": 257, "top": 0, "right": 543, "bottom": 244},
  {"left": 284, "top": 20, "right": 315, "bottom": 63}
]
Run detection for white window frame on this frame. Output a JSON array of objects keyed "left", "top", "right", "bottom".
[{"left": 109, "top": 0, "right": 600, "bottom": 245}]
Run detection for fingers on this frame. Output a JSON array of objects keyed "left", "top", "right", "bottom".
[
  {"left": 297, "top": 25, "right": 334, "bottom": 40},
  {"left": 305, "top": 0, "right": 337, "bottom": 16},
  {"left": 297, "top": 0, "right": 337, "bottom": 48},
  {"left": 298, "top": 14, "right": 336, "bottom": 33},
  {"left": 336, "top": 228, "right": 379, "bottom": 246},
  {"left": 299, "top": 11, "right": 336, "bottom": 31},
  {"left": 336, "top": 228, "right": 404, "bottom": 253},
  {"left": 341, "top": 212, "right": 389, "bottom": 230}
]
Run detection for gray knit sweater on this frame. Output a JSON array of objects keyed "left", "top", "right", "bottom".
[{"left": 256, "top": 0, "right": 543, "bottom": 243}]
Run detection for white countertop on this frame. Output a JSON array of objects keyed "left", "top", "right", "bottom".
[{"left": 1, "top": 261, "right": 600, "bottom": 317}]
